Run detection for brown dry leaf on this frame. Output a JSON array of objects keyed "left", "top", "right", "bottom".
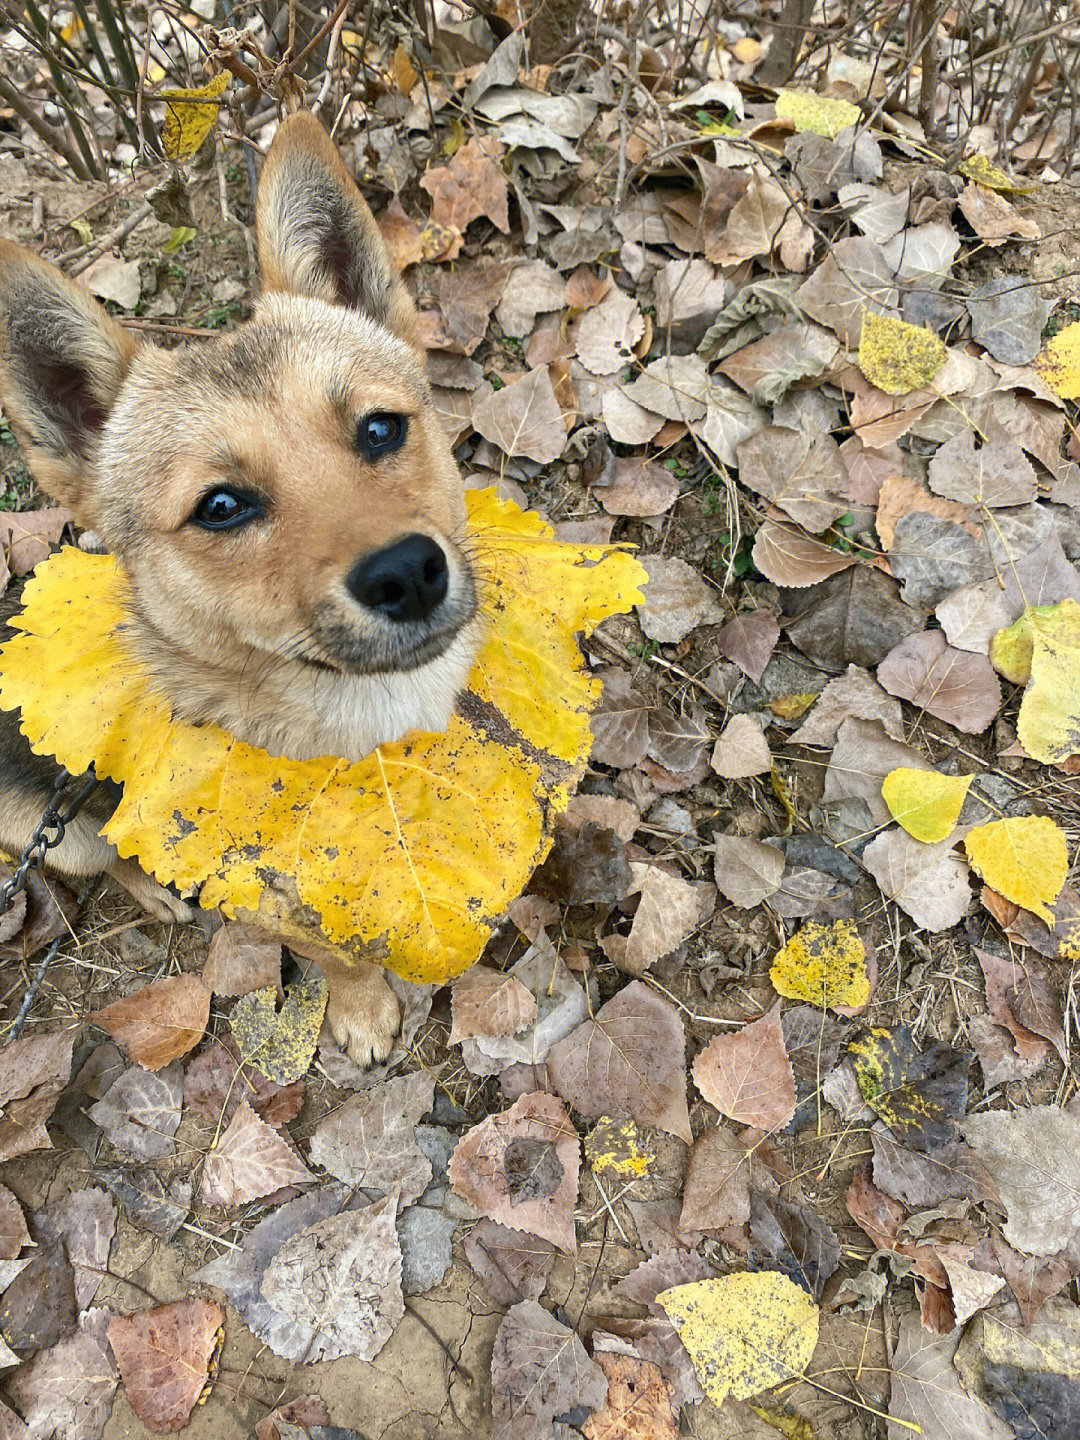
[
  {"left": 712, "top": 172, "right": 811, "bottom": 268},
  {"left": 491, "top": 1299, "right": 607, "bottom": 1440},
  {"left": 203, "top": 922, "right": 281, "bottom": 998},
  {"left": 0, "top": 1031, "right": 73, "bottom": 1161},
  {"left": 736, "top": 428, "right": 849, "bottom": 532},
  {"left": 583, "top": 1352, "right": 678, "bottom": 1440},
  {"left": 463, "top": 1218, "right": 557, "bottom": 1305},
  {"left": 795, "top": 237, "right": 899, "bottom": 346},
  {"left": 710, "top": 714, "right": 771, "bottom": 779},
  {"left": 692, "top": 1002, "right": 797, "bottom": 1130},
  {"left": 450, "top": 965, "right": 539, "bottom": 1044},
  {"left": 590, "top": 669, "right": 652, "bottom": 768},
  {"left": 472, "top": 368, "right": 566, "bottom": 463},
  {"left": 991, "top": 1233, "right": 1079, "bottom": 1326},
  {"left": 420, "top": 135, "right": 509, "bottom": 234},
  {"left": 5, "top": 1308, "right": 117, "bottom": 1440},
  {"left": 647, "top": 706, "right": 711, "bottom": 775},
  {"left": 615, "top": 1251, "right": 716, "bottom": 1312},
  {"left": 875, "top": 472, "right": 977, "bottom": 551},
  {"left": 751, "top": 521, "right": 856, "bottom": 588},
  {"left": 0, "top": 1240, "right": 74, "bottom": 1351},
  {"left": 309, "top": 1071, "right": 434, "bottom": 1204},
  {"left": 0, "top": 1187, "right": 29, "bottom": 1260},
  {"left": 88, "top": 1061, "right": 183, "bottom": 1161},
  {"left": 975, "top": 946, "right": 1065, "bottom": 1065},
  {"left": 619, "top": 356, "right": 709, "bottom": 424},
  {"left": 548, "top": 981, "right": 691, "bottom": 1143},
  {"left": 717, "top": 324, "right": 838, "bottom": 407},
  {"left": 597, "top": 458, "right": 679, "bottom": 517},
  {"left": 377, "top": 197, "right": 428, "bottom": 269},
  {"left": 791, "top": 664, "right": 905, "bottom": 745},
  {"left": 958, "top": 182, "right": 1041, "bottom": 244},
  {"left": 448, "top": 1091, "right": 580, "bottom": 1253},
  {"left": 576, "top": 288, "right": 645, "bottom": 375},
  {"left": 34, "top": 1186, "right": 116, "bottom": 1311},
  {"left": 637, "top": 556, "right": 723, "bottom": 642},
  {"left": 256, "top": 1396, "right": 331, "bottom": 1440},
  {"left": 606, "top": 864, "right": 703, "bottom": 975},
  {"left": 184, "top": 1036, "right": 304, "bottom": 1128},
  {"left": 679, "top": 1124, "right": 753, "bottom": 1232},
  {"left": 601, "top": 388, "right": 666, "bottom": 445},
  {"left": 877, "top": 630, "right": 1002, "bottom": 732},
  {"left": 821, "top": 716, "right": 933, "bottom": 826},
  {"left": 716, "top": 610, "right": 780, "bottom": 685},
  {"left": 712, "top": 834, "right": 786, "bottom": 909},
  {"left": 861, "top": 829, "right": 972, "bottom": 931},
  {"left": 495, "top": 260, "right": 566, "bottom": 337},
  {"left": 0, "top": 508, "right": 72, "bottom": 576},
  {"left": 108, "top": 1297, "right": 223, "bottom": 1435},
  {"left": 199, "top": 1100, "right": 314, "bottom": 1208},
  {"left": 93, "top": 974, "right": 209, "bottom": 1072}
]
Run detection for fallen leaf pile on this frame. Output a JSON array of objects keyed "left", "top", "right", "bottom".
[{"left": 2, "top": 6, "right": 1080, "bottom": 1439}]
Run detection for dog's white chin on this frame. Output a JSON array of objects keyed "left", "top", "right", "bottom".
[{"left": 242, "top": 623, "right": 481, "bottom": 763}]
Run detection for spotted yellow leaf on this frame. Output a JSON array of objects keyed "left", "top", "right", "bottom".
[
  {"left": 990, "top": 600, "right": 1080, "bottom": 764},
  {"left": 858, "top": 312, "right": 947, "bottom": 396},
  {"left": 881, "top": 768, "right": 972, "bottom": 843},
  {"left": 770, "top": 918, "right": 870, "bottom": 1011},
  {"left": 774, "top": 90, "right": 861, "bottom": 139},
  {"left": 656, "top": 1273, "right": 819, "bottom": 1407},
  {"left": 964, "top": 816, "right": 1067, "bottom": 925},
  {"left": 230, "top": 979, "right": 327, "bottom": 1085},
  {"left": 0, "top": 490, "right": 645, "bottom": 983},
  {"left": 958, "top": 154, "right": 1037, "bottom": 194},
  {"left": 583, "top": 1117, "right": 654, "bottom": 1179},
  {"left": 159, "top": 72, "right": 230, "bottom": 160},
  {"left": 1037, "top": 321, "right": 1080, "bottom": 401}
]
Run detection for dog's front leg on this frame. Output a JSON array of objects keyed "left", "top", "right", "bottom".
[{"left": 286, "top": 936, "right": 402, "bottom": 1067}]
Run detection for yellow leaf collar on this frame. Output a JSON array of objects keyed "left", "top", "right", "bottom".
[{"left": 0, "top": 490, "right": 646, "bottom": 982}]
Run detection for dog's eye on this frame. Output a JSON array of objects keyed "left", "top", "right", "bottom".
[
  {"left": 191, "top": 488, "right": 261, "bottom": 530},
  {"left": 357, "top": 412, "right": 406, "bottom": 459}
]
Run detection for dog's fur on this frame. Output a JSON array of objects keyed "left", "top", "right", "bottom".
[{"left": 0, "top": 112, "right": 483, "bottom": 1063}]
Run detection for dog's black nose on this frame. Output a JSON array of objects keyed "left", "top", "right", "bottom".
[{"left": 347, "top": 533, "right": 449, "bottom": 623}]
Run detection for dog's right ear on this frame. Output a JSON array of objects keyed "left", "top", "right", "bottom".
[{"left": 0, "top": 240, "right": 138, "bottom": 513}]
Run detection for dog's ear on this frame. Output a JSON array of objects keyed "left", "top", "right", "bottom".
[
  {"left": 0, "top": 240, "right": 138, "bottom": 512},
  {"left": 256, "top": 111, "right": 419, "bottom": 346}
]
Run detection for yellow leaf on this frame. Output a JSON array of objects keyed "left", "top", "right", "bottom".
[
  {"left": 858, "top": 311, "right": 948, "bottom": 396},
  {"left": 230, "top": 978, "right": 327, "bottom": 1085},
  {"left": 774, "top": 90, "right": 861, "bottom": 139},
  {"left": 1037, "top": 321, "right": 1080, "bottom": 401},
  {"left": 958, "top": 154, "right": 1037, "bottom": 194},
  {"left": 0, "top": 492, "right": 644, "bottom": 983},
  {"left": 159, "top": 72, "right": 230, "bottom": 160},
  {"left": 583, "top": 1117, "right": 654, "bottom": 1179},
  {"left": 964, "top": 816, "right": 1068, "bottom": 925},
  {"left": 990, "top": 600, "right": 1080, "bottom": 763},
  {"left": 390, "top": 44, "right": 418, "bottom": 94},
  {"left": 656, "top": 1273, "right": 819, "bottom": 1408},
  {"left": 770, "top": 919, "right": 870, "bottom": 1011},
  {"left": 881, "top": 767, "right": 972, "bottom": 842}
]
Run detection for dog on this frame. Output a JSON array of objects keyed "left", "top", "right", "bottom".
[{"left": 0, "top": 111, "right": 483, "bottom": 1064}]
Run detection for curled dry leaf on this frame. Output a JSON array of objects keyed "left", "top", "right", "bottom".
[
  {"left": 93, "top": 974, "right": 209, "bottom": 1072},
  {"left": 450, "top": 965, "right": 538, "bottom": 1044},
  {"left": 0, "top": 1031, "right": 72, "bottom": 1162},
  {"left": 309, "top": 1071, "right": 434, "bottom": 1205},
  {"left": 108, "top": 1298, "right": 223, "bottom": 1435},
  {"left": 548, "top": 981, "right": 691, "bottom": 1143},
  {"left": 199, "top": 1100, "right": 314, "bottom": 1208},
  {"left": 710, "top": 714, "right": 771, "bottom": 779},
  {"left": 692, "top": 1003, "right": 797, "bottom": 1130},
  {"left": 448, "top": 1091, "right": 580, "bottom": 1253}
]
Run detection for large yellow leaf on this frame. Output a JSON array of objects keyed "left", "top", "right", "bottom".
[
  {"left": 0, "top": 490, "right": 645, "bottom": 982},
  {"left": 881, "top": 767, "right": 972, "bottom": 843},
  {"left": 858, "top": 312, "right": 947, "bottom": 396},
  {"left": 1038, "top": 322, "right": 1080, "bottom": 400},
  {"left": 159, "top": 73, "right": 230, "bottom": 161},
  {"left": 656, "top": 1273, "right": 819, "bottom": 1407},
  {"left": 990, "top": 600, "right": 1080, "bottom": 764},
  {"left": 964, "top": 816, "right": 1068, "bottom": 925},
  {"left": 770, "top": 919, "right": 870, "bottom": 1011}
]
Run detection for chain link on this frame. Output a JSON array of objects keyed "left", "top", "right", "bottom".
[{"left": 0, "top": 767, "right": 100, "bottom": 918}]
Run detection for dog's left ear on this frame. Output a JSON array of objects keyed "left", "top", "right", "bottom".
[{"left": 256, "top": 111, "right": 418, "bottom": 347}]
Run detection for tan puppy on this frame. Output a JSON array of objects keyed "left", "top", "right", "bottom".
[{"left": 0, "top": 112, "right": 482, "bottom": 1063}]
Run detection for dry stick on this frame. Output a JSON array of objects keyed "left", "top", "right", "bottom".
[
  {"left": 0, "top": 73, "right": 93, "bottom": 180},
  {"left": 914, "top": 0, "right": 941, "bottom": 139},
  {"left": 65, "top": 203, "right": 153, "bottom": 275},
  {"left": 613, "top": 0, "right": 653, "bottom": 212}
]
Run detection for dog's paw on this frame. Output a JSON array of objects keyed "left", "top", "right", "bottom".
[
  {"left": 107, "top": 858, "right": 194, "bottom": 925},
  {"left": 326, "top": 963, "right": 401, "bottom": 1067}
]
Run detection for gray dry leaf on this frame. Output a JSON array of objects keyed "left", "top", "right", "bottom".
[
  {"left": 98, "top": 1165, "right": 191, "bottom": 1241},
  {"left": 699, "top": 379, "right": 769, "bottom": 467},
  {"left": 491, "top": 1299, "right": 607, "bottom": 1440},
  {"left": 5, "top": 1308, "right": 117, "bottom": 1440},
  {"left": 795, "top": 236, "right": 899, "bottom": 346},
  {"left": 88, "top": 1060, "right": 183, "bottom": 1162},
  {"left": 260, "top": 1197, "right": 404, "bottom": 1363},
  {"left": 735, "top": 427, "right": 849, "bottom": 531},
  {"left": 679, "top": 1124, "right": 752, "bottom": 1232},
  {"left": 0, "top": 1187, "right": 29, "bottom": 1261},
  {"left": 939, "top": 1249, "right": 1005, "bottom": 1327},
  {"left": 861, "top": 829, "right": 972, "bottom": 932},
  {"left": 199, "top": 1099, "right": 314, "bottom": 1207},
  {"left": 575, "top": 287, "right": 644, "bottom": 375},
  {"left": 472, "top": 367, "right": 566, "bottom": 463},
  {"left": 749, "top": 1190, "right": 841, "bottom": 1302},
  {"left": 646, "top": 705, "right": 712, "bottom": 774},
  {"left": 967, "top": 276, "right": 1053, "bottom": 366},
  {"left": 495, "top": 260, "right": 565, "bottom": 336},
  {"left": 597, "top": 458, "right": 679, "bottom": 517},
  {"left": 615, "top": 1251, "right": 716, "bottom": 1312},
  {"left": 963, "top": 1105, "right": 1080, "bottom": 1256},
  {"left": 590, "top": 669, "right": 652, "bottom": 768},
  {"left": 692, "top": 1002, "right": 797, "bottom": 1130},
  {"left": 713, "top": 833, "right": 786, "bottom": 908},
  {"left": 887, "top": 1309, "right": 1011, "bottom": 1440},
  {"left": 877, "top": 630, "right": 1002, "bottom": 733},
  {"left": 791, "top": 664, "right": 905, "bottom": 745},
  {"left": 751, "top": 520, "right": 856, "bottom": 588},
  {"left": 619, "top": 355, "right": 708, "bottom": 424},
  {"left": 203, "top": 921, "right": 282, "bottom": 998},
  {"left": 887, "top": 512, "right": 992, "bottom": 608},
  {"left": 717, "top": 323, "right": 838, "bottom": 408},
  {"left": 548, "top": 980, "right": 691, "bottom": 1143},
  {"left": 935, "top": 583, "right": 1013, "bottom": 654},
  {"left": 397, "top": 1205, "right": 456, "bottom": 1296},
  {"left": 463, "top": 1218, "right": 557, "bottom": 1305},
  {"left": 710, "top": 713, "right": 771, "bottom": 778},
  {"left": 870, "top": 1125, "right": 995, "bottom": 1209},
  {"left": 637, "top": 555, "right": 723, "bottom": 642},
  {"left": 605, "top": 863, "right": 703, "bottom": 975},
  {"left": 0, "top": 1032, "right": 73, "bottom": 1162},
  {"left": 821, "top": 717, "right": 933, "bottom": 826},
  {"left": 450, "top": 966, "right": 538, "bottom": 1044},
  {"left": 927, "top": 429, "right": 1037, "bottom": 507},
  {"left": 716, "top": 610, "right": 780, "bottom": 685},
  {"left": 782, "top": 565, "right": 926, "bottom": 672},
  {"left": 34, "top": 1187, "right": 115, "bottom": 1310},
  {"left": 309, "top": 1072, "right": 434, "bottom": 1204}
]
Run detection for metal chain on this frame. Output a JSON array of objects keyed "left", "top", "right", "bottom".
[{"left": 0, "top": 767, "right": 100, "bottom": 918}]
